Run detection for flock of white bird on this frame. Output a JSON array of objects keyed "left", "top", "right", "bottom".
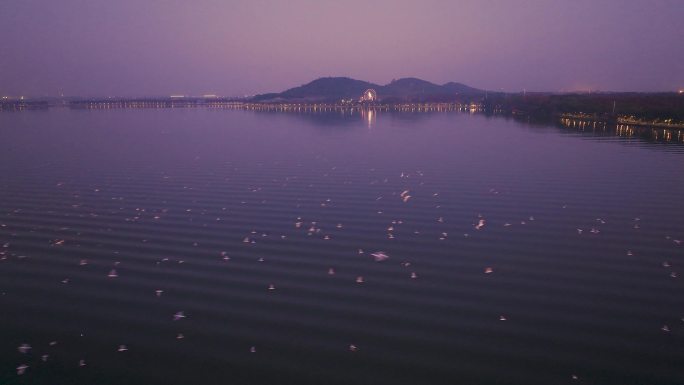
[{"left": 3, "top": 170, "right": 682, "bottom": 380}]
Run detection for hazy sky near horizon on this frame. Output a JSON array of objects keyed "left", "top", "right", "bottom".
[{"left": 1, "top": 0, "right": 682, "bottom": 97}]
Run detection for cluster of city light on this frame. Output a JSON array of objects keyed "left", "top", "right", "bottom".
[{"left": 561, "top": 116, "right": 683, "bottom": 142}]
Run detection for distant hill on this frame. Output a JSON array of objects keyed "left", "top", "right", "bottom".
[
  {"left": 251, "top": 77, "right": 379, "bottom": 102},
  {"left": 442, "top": 81, "right": 483, "bottom": 95},
  {"left": 252, "top": 77, "right": 484, "bottom": 102}
]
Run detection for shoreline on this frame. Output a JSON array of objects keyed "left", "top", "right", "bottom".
[{"left": 2, "top": 100, "right": 682, "bottom": 142}]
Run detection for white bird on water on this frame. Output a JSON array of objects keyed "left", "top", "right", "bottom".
[
  {"left": 400, "top": 190, "right": 411, "bottom": 202},
  {"left": 173, "top": 311, "right": 186, "bottom": 321},
  {"left": 371, "top": 251, "right": 390, "bottom": 262}
]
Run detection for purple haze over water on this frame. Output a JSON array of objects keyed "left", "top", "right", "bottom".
[{"left": 1, "top": 0, "right": 683, "bottom": 97}]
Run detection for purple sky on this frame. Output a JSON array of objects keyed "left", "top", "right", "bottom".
[{"left": 1, "top": 0, "right": 682, "bottom": 97}]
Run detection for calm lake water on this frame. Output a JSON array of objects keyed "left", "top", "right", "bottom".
[{"left": 0, "top": 108, "right": 683, "bottom": 385}]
